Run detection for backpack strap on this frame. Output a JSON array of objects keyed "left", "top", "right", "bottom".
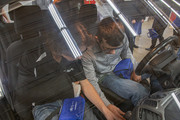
[{"left": 45, "top": 107, "right": 60, "bottom": 120}]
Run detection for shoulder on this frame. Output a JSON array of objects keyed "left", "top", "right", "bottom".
[
  {"left": 82, "top": 47, "right": 96, "bottom": 62},
  {"left": 82, "top": 39, "right": 100, "bottom": 60}
]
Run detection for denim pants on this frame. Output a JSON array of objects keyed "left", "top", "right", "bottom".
[
  {"left": 177, "top": 48, "right": 180, "bottom": 60},
  {"left": 32, "top": 100, "right": 98, "bottom": 120},
  {"left": 100, "top": 73, "right": 149, "bottom": 106}
]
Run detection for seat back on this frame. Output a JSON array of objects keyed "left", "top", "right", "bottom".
[
  {"left": 79, "top": 4, "right": 98, "bottom": 35},
  {"left": 6, "top": 6, "right": 44, "bottom": 119},
  {"left": 14, "top": 6, "right": 44, "bottom": 40},
  {"left": 55, "top": 0, "right": 79, "bottom": 27},
  {"left": 7, "top": 5, "right": 74, "bottom": 119}
]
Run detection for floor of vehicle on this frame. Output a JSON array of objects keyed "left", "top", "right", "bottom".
[{"left": 133, "top": 18, "right": 174, "bottom": 62}]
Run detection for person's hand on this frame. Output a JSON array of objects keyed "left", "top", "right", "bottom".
[
  {"left": 141, "top": 19, "right": 144, "bottom": 23},
  {"left": 132, "top": 19, "right": 136, "bottom": 24},
  {"left": 107, "top": 104, "right": 126, "bottom": 120},
  {"left": 131, "top": 71, "right": 141, "bottom": 82},
  {"left": 103, "top": 109, "right": 119, "bottom": 120},
  {"left": 132, "top": 74, "right": 141, "bottom": 82}
]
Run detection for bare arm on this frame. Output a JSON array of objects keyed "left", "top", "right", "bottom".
[
  {"left": 81, "top": 52, "right": 111, "bottom": 106},
  {"left": 2, "top": 4, "right": 12, "bottom": 23},
  {"left": 81, "top": 52, "right": 125, "bottom": 120},
  {"left": 121, "top": 35, "right": 141, "bottom": 81},
  {"left": 80, "top": 79, "right": 125, "bottom": 120}
]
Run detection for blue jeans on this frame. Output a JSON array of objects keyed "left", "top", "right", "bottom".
[
  {"left": 142, "top": 73, "right": 163, "bottom": 93},
  {"left": 32, "top": 100, "right": 98, "bottom": 120},
  {"left": 100, "top": 73, "right": 149, "bottom": 106},
  {"left": 133, "top": 21, "right": 142, "bottom": 35},
  {"left": 177, "top": 48, "right": 180, "bottom": 60}
]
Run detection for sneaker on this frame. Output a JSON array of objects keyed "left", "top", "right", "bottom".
[
  {"left": 145, "top": 48, "right": 152, "bottom": 51},
  {"left": 134, "top": 45, "right": 139, "bottom": 48}
]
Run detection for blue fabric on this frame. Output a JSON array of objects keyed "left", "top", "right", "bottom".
[
  {"left": 133, "top": 21, "right": 142, "bottom": 35},
  {"left": 141, "top": 74, "right": 163, "bottom": 93},
  {"left": 113, "top": 58, "right": 133, "bottom": 79},
  {"left": 32, "top": 100, "right": 98, "bottom": 120},
  {"left": 101, "top": 73, "right": 149, "bottom": 106},
  {"left": 147, "top": 29, "right": 159, "bottom": 39},
  {"left": 32, "top": 100, "right": 62, "bottom": 120},
  {"left": 177, "top": 48, "right": 180, "bottom": 60},
  {"left": 150, "top": 75, "right": 163, "bottom": 93},
  {"left": 59, "top": 97, "right": 85, "bottom": 120}
]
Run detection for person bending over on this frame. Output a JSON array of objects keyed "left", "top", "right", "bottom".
[{"left": 82, "top": 17, "right": 149, "bottom": 111}]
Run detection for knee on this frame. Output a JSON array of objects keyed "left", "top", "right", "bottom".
[{"left": 136, "top": 85, "right": 149, "bottom": 97}]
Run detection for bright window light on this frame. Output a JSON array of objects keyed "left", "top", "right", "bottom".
[
  {"left": 160, "top": 0, "right": 180, "bottom": 18},
  {"left": 0, "top": 79, "right": 3, "bottom": 98},
  {"left": 171, "top": 93, "right": 180, "bottom": 111},
  {"left": 106, "top": 0, "right": 137, "bottom": 36},
  {"left": 48, "top": 4, "right": 82, "bottom": 58},
  {"left": 172, "top": 0, "right": 180, "bottom": 6},
  {"left": 145, "top": 0, "right": 176, "bottom": 30}
]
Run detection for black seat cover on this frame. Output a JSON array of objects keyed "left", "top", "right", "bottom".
[
  {"left": 14, "top": 6, "right": 44, "bottom": 40},
  {"left": 55, "top": 0, "right": 80, "bottom": 28},
  {"left": 79, "top": 4, "right": 98, "bottom": 35},
  {"left": 7, "top": 6, "right": 44, "bottom": 119},
  {"left": 7, "top": 5, "right": 75, "bottom": 120}
]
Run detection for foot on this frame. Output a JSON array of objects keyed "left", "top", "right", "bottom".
[
  {"left": 134, "top": 45, "right": 139, "bottom": 48},
  {"left": 145, "top": 48, "right": 153, "bottom": 51}
]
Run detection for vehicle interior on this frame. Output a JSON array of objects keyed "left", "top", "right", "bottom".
[{"left": 0, "top": 0, "right": 180, "bottom": 120}]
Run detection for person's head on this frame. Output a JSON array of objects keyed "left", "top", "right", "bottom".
[
  {"left": 46, "top": 23, "right": 90, "bottom": 62},
  {"left": 97, "top": 17, "right": 124, "bottom": 54}
]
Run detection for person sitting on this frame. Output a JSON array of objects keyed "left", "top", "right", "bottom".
[
  {"left": 15, "top": 23, "right": 124, "bottom": 120},
  {"left": 81, "top": 17, "right": 150, "bottom": 109}
]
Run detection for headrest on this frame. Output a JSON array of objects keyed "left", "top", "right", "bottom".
[
  {"left": 14, "top": 6, "right": 43, "bottom": 36},
  {"left": 55, "top": 0, "right": 79, "bottom": 25},
  {"left": 79, "top": 4, "right": 97, "bottom": 24}
]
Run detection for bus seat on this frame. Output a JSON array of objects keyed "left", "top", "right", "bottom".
[
  {"left": 55, "top": 0, "right": 79, "bottom": 27},
  {"left": 6, "top": 6, "right": 44, "bottom": 119},
  {"left": 79, "top": 4, "right": 98, "bottom": 35},
  {"left": 0, "top": 24, "right": 12, "bottom": 51},
  {"left": 14, "top": 6, "right": 44, "bottom": 40},
  {"left": 7, "top": 38, "right": 42, "bottom": 119}
]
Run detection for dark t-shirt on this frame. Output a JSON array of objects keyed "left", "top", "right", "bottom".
[{"left": 14, "top": 47, "right": 86, "bottom": 119}]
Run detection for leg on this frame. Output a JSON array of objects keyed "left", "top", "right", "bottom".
[
  {"left": 177, "top": 48, "right": 180, "bottom": 60},
  {"left": 125, "top": 26, "right": 134, "bottom": 53},
  {"left": 32, "top": 100, "right": 62, "bottom": 120},
  {"left": 150, "top": 75, "right": 163, "bottom": 94},
  {"left": 101, "top": 73, "right": 149, "bottom": 106},
  {"left": 150, "top": 38, "right": 157, "bottom": 48},
  {"left": 146, "top": 38, "right": 157, "bottom": 51}
]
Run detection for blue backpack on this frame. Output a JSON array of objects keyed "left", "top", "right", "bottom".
[
  {"left": 113, "top": 58, "right": 133, "bottom": 79},
  {"left": 147, "top": 29, "right": 159, "bottom": 39},
  {"left": 59, "top": 96, "right": 85, "bottom": 120}
]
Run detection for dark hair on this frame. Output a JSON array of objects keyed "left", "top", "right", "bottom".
[
  {"left": 45, "top": 30, "right": 67, "bottom": 55},
  {"left": 97, "top": 17, "right": 124, "bottom": 47},
  {"left": 45, "top": 22, "right": 91, "bottom": 56}
]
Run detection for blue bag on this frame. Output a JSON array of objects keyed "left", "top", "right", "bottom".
[
  {"left": 147, "top": 29, "right": 159, "bottom": 39},
  {"left": 59, "top": 96, "right": 85, "bottom": 120},
  {"left": 113, "top": 58, "right": 133, "bottom": 79}
]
